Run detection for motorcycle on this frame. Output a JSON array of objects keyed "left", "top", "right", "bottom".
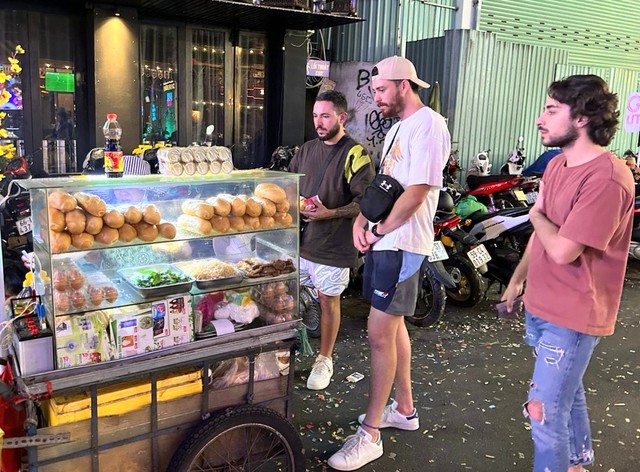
[{"left": 461, "top": 206, "right": 533, "bottom": 287}]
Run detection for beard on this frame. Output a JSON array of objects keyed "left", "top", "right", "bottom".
[
  {"left": 541, "top": 124, "right": 579, "bottom": 148},
  {"left": 317, "top": 121, "right": 341, "bottom": 142}
]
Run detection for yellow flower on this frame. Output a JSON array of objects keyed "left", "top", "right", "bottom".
[
  {"left": 0, "top": 112, "right": 5, "bottom": 119},
  {"left": 0, "top": 174, "right": 4, "bottom": 182},
  {"left": 16, "top": 45, "right": 25, "bottom": 54},
  {"left": 0, "top": 72, "right": 7, "bottom": 82},
  {"left": 10, "top": 64, "right": 22, "bottom": 74},
  {"left": 0, "top": 129, "right": 8, "bottom": 138},
  {"left": 0, "top": 89, "right": 9, "bottom": 105}
]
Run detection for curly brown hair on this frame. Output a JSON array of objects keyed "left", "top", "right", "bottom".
[{"left": 548, "top": 75, "right": 619, "bottom": 146}]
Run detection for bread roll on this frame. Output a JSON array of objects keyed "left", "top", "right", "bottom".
[
  {"left": 181, "top": 199, "right": 215, "bottom": 220},
  {"left": 210, "top": 215, "right": 230, "bottom": 233},
  {"left": 239, "top": 195, "right": 261, "bottom": 217},
  {"left": 73, "top": 192, "right": 106, "bottom": 217},
  {"left": 48, "top": 191, "right": 77, "bottom": 213},
  {"left": 95, "top": 226, "right": 119, "bottom": 245},
  {"left": 49, "top": 208, "right": 66, "bottom": 232},
  {"left": 64, "top": 209, "right": 86, "bottom": 235},
  {"left": 253, "top": 197, "right": 276, "bottom": 217},
  {"left": 123, "top": 206, "right": 143, "bottom": 225},
  {"left": 254, "top": 183, "right": 287, "bottom": 204},
  {"left": 274, "top": 212, "right": 293, "bottom": 226},
  {"left": 71, "top": 232, "right": 95, "bottom": 249},
  {"left": 135, "top": 222, "right": 159, "bottom": 242},
  {"left": 50, "top": 231, "right": 71, "bottom": 253},
  {"left": 103, "top": 209, "right": 125, "bottom": 229},
  {"left": 242, "top": 215, "right": 260, "bottom": 230},
  {"left": 157, "top": 222, "right": 177, "bottom": 239},
  {"left": 85, "top": 215, "right": 104, "bottom": 235},
  {"left": 219, "top": 194, "right": 246, "bottom": 216},
  {"left": 177, "top": 215, "right": 212, "bottom": 235},
  {"left": 118, "top": 223, "right": 138, "bottom": 242},
  {"left": 206, "top": 197, "right": 232, "bottom": 217},
  {"left": 275, "top": 200, "right": 290, "bottom": 213},
  {"left": 228, "top": 215, "right": 245, "bottom": 231},
  {"left": 142, "top": 204, "right": 162, "bottom": 225},
  {"left": 259, "top": 216, "right": 275, "bottom": 229}
]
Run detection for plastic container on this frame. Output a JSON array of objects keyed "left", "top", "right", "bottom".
[{"left": 103, "top": 113, "right": 124, "bottom": 178}]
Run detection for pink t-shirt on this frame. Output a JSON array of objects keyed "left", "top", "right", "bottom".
[{"left": 524, "top": 152, "right": 635, "bottom": 336}]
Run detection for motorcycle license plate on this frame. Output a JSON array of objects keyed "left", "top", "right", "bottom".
[
  {"left": 467, "top": 244, "right": 492, "bottom": 269},
  {"left": 16, "top": 216, "right": 33, "bottom": 236},
  {"left": 514, "top": 190, "right": 527, "bottom": 201},
  {"left": 428, "top": 241, "right": 449, "bottom": 262},
  {"left": 526, "top": 191, "right": 538, "bottom": 204}
]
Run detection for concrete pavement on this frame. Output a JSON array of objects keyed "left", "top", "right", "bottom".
[{"left": 292, "top": 260, "right": 640, "bottom": 472}]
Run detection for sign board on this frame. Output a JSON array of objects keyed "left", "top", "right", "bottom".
[
  {"left": 306, "top": 59, "right": 331, "bottom": 78},
  {"left": 625, "top": 92, "right": 640, "bottom": 133}
]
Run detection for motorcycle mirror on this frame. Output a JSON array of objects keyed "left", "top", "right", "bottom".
[
  {"left": 518, "top": 136, "right": 524, "bottom": 143},
  {"left": 205, "top": 125, "right": 214, "bottom": 137}
]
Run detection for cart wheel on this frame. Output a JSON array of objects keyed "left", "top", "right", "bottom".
[{"left": 167, "top": 405, "right": 306, "bottom": 472}]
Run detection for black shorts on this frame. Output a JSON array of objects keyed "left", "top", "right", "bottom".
[{"left": 363, "top": 250, "right": 421, "bottom": 316}]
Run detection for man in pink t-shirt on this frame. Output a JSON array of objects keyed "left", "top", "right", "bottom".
[{"left": 503, "top": 75, "right": 634, "bottom": 472}]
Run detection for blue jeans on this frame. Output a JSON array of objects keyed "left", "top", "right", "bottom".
[{"left": 523, "top": 311, "right": 601, "bottom": 472}]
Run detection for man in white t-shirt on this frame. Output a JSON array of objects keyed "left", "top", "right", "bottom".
[{"left": 328, "top": 56, "right": 451, "bottom": 471}]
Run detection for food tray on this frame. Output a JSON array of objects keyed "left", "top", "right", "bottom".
[
  {"left": 117, "top": 264, "right": 194, "bottom": 298},
  {"left": 174, "top": 259, "right": 244, "bottom": 290},
  {"left": 236, "top": 257, "right": 296, "bottom": 279}
]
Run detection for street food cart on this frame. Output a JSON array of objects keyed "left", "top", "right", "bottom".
[{"left": 2, "top": 169, "right": 305, "bottom": 471}]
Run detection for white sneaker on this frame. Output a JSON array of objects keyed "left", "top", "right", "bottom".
[
  {"left": 327, "top": 426, "right": 383, "bottom": 471},
  {"left": 358, "top": 400, "right": 419, "bottom": 430},
  {"left": 307, "top": 355, "right": 333, "bottom": 390}
]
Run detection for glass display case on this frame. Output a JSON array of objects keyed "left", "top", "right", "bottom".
[{"left": 19, "top": 170, "right": 300, "bottom": 372}]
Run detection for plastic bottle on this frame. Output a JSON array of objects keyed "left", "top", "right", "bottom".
[{"left": 103, "top": 113, "right": 124, "bottom": 178}]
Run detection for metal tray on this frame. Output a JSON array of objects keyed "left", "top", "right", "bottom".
[
  {"left": 174, "top": 259, "right": 244, "bottom": 290},
  {"left": 117, "top": 263, "right": 194, "bottom": 298}
]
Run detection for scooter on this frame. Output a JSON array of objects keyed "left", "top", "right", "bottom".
[
  {"left": 464, "top": 149, "right": 529, "bottom": 211},
  {"left": 461, "top": 206, "right": 533, "bottom": 287}
]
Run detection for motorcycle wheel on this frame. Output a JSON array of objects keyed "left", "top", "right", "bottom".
[
  {"left": 406, "top": 263, "right": 447, "bottom": 328},
  {"left": 443, "top": 255, "right": 484, "bottom": 307},
  {"left": 299, "top": 286, "right": 321, "bottom": 338}
]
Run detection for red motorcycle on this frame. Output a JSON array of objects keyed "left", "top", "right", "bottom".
[{"left": 466, "top": 173, "right": 528, "bottom": 211}]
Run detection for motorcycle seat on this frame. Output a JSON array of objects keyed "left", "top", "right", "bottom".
[{"left": 466, "top": 174, "right": 515, "bottom": 191}]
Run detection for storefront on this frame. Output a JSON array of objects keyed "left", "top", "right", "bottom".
[{"left": 1, "top": 0, "right": 360, "bottom": 173}]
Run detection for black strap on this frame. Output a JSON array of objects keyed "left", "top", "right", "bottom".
[
  {"left": 308, "top": 135, "right": 350, "bottom": 197},
  {"left": 379, "top": 125, "right": 401, "bottom": 174}
]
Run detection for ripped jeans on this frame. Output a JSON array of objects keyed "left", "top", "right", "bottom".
[{"left": 523, "top": 311, "right": 600, "bottom": 472}]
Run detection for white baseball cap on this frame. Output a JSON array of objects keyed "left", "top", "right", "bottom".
[{"left": 372, "top": 56, "right": 430, "bottom": 89}]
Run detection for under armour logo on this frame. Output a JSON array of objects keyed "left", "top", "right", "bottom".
[{"left": 379, "top": 180, "right": 392, "bottom": 191}]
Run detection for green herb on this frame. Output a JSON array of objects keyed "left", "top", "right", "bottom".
[{"left": 132, "top": 269, "right": 190, "bottom": 288}]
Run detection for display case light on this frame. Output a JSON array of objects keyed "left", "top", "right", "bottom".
[
  {"left": 193, "top": 47, "right": 197, "bottom": 51},
  {"left": 249, "top": 49, "right": 254, "bottom": 54}
]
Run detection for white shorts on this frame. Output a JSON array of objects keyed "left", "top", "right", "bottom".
[{"left": 299, "top": 257, "right": 350, "bottom": 297}]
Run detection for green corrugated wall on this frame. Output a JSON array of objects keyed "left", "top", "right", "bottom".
[{"left": 479, "top": 0, "right": 640, "bottom": 70}]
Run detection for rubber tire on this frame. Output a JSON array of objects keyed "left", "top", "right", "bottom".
[
  {"left": 444, "top": 255, "right": 484, "bottom": 307},
  {"left": 406, "top": 263, "right": 447, "bottom": 328},
  {"left": 299, "top": 286, "right": 321, "bottom": 338},
  {"left": 167, "top": 405, "right": 306, "bottom": 472}
]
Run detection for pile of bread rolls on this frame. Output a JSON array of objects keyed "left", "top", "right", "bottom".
[
  {"left": 47, "top": 190, "right": 176, "bottom": 253},
  {"left": 177, "top": 183, "right": 294, "bottom": 236}
]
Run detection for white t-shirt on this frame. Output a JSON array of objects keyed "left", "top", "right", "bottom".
[{"left": 371, "top": 106, "right": 451, "bottom": 256}]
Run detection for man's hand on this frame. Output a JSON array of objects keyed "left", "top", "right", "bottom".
[
  {"left": 529, "top": 180, "right": 545, "bottom": 222},
  {"left": 300, "top": 199, "right": 335, "bottom": 222},
  {"left": 501, "top": 280, "right": 524, "bottom": 313},
  {"left": 353, "top": 220, "right": 371, "bottom": 253}
]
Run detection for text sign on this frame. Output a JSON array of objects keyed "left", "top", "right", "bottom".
[
  {"left": 306, "top": 59, "right": 331, "bottom": 78},
  {"left": 625, "top": 92, "right": 640, "bottom": 133}
]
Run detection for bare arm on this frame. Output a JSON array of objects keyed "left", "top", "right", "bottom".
[{"left": 301, "top": 201, "right": 360, "bottom": 221}]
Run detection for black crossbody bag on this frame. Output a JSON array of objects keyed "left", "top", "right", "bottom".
[
  {"left": 360, "top": 127, "right": 404, "bottom": 223},
  {"left": 300, "top": 135, "right": 349, "bottom": 242}
]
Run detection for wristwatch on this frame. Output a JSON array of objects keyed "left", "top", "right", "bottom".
[{"left": 371, "top": 224, "right": 384, "bottom": 238}]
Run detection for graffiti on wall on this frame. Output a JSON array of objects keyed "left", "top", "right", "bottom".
[{"left": 331, "top": 62, "right": 398, "bottom": 166}]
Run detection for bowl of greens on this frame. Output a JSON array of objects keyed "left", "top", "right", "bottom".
[{"left": 118, "top": 264, "right": 195, "bottom": 298}]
